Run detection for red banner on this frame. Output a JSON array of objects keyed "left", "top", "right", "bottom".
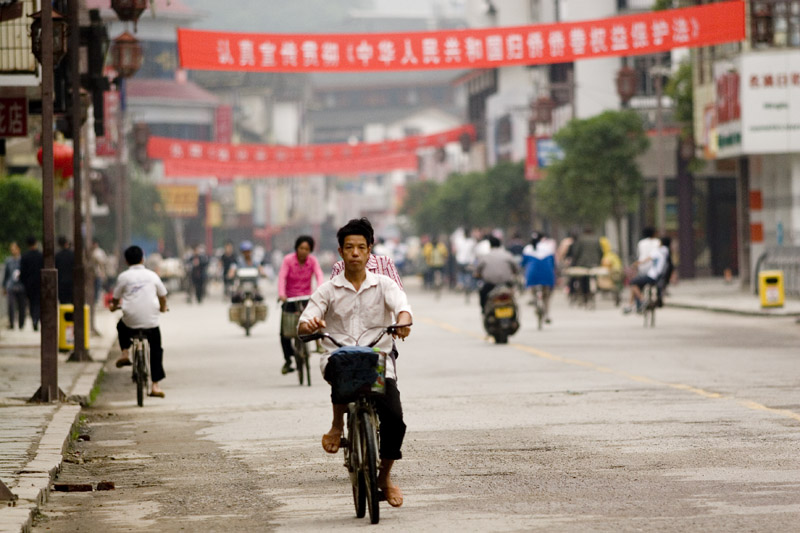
[
  {"left": 178, "top": 2, "right": 744, "bottom": 73},
  {"left": 0, "top": 97, "right": 27, "bottom": 137},
  {"left": 163, "top": 151, "right": 418, "bottom": 178},
  {"left": 148, "top": 124, "right": 474, "bottom": 165}
]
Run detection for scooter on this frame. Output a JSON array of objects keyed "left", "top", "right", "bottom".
[
  {"left": 482, "top": 284, "right": 520, "bottom": 344},
  {"left": 228, "top": 267, "right": 267, "bottom": 336}
]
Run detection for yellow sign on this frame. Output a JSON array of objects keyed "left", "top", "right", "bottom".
[
  {"left": 207, "top": 201, "right": 222, "bottom": 228},
  {"left": 157, "top": 185, "right": 199, "bottom": 217},
  {"left": 235, "top": 183, "right": 253, "bottom": 214}
]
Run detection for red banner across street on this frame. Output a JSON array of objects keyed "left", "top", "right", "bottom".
[
  {"left": 178, "top": 2, "right": 745, "bottom": 73},
  {"left": 162, "top": 152, "right": 418, "bottom": 178},
  {"left": 149, "top": 124, "right": 474, "bottom": 177}
]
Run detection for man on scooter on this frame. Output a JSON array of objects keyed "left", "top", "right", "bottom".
[
  {"left": 228, "top": 240, "right": 265, "bottom": 303},
  {"left": 298, "top": 217, "right": 412, "bottom": 509},
  {"left": 474, "top": 235, "right": 519, "bottom": 312}
]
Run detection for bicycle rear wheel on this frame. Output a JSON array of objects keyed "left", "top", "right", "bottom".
[
  {"left": 359, "top": 410, "right": 380, "bottom": 524},
  {"left": 135, "top": 342, "right": 146, "bottom": 407}
]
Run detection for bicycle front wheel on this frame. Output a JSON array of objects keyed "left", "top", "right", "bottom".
[
  {"left": 359, "top": 410, "right": 380, "bottom": 524},
  {"left": 347, "top": 412, "right": 366, "bottom": 518}
]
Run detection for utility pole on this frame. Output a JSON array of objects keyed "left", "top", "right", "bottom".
[
  {"left": 67, "top": 0, "right": 90, "bottom": 362},
  {"left": 652, "top": 56, "right": 668, "bottom": 236}
]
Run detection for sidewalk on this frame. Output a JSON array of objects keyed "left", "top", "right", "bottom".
[
  {"left": 0, "top": 311, "right": 115, "bottom": 533},
  {"left": 664, "top": 277, "right": 800, "bottom": 317}
]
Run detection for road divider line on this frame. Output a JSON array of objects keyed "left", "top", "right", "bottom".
[{"left": 418, "top": 316, "right": 800, "bottom": 424}]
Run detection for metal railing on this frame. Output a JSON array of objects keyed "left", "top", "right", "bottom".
[{"left": 754, "top": 246, "right": 800, "bottom": 298}]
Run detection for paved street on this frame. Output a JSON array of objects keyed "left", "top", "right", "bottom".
[{"left": 28, "top": 279, "right": 800, "bottom": 532}]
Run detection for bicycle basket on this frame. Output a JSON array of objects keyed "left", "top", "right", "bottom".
[
  {"left": 280, "top": 310, "right": 300, "bottom": 337},
  {"left": 324, "top": 347, "right": 385, "bottom": 403}
]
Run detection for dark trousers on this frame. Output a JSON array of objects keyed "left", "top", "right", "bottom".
[
  {"left": 280, "top": 336, "right": 294, "bottom": 363},
  {"left": 25, "top": 288, "right": 40, "bottom": 328},
  {"left": 6, "top": 288, "right": 26, "bottom": 328},
  {"left": 373, "top": 378, "right": 406, "bottom": 461},
  {"left": 116, "top": 320, "right": 166, "bottom": 383},
  {"left": 479, "top": 282, "right": 496, "bottom": 312}
]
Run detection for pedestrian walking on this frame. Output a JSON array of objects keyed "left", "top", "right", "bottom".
[
  {"left": 189, "top": 244, "right": 209, "bottom": 304},
  {"left": 3, "top": 242, "right": 26, "bottom": 329},
  {"left": 54, "top": 236, "right": 74, "bottom": 304},
  {"left": 19, "top": 236, "right": 43, "bottom": 331},
  {"left": 220, "top": 241, "right": 237, "bottom": 298},
  {"left": 89, "top": 240, "right": 108, "bottom": 336}
]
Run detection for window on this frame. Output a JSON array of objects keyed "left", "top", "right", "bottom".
[{"left": 752, "top": 0, "right": 800, "bottom": 47}]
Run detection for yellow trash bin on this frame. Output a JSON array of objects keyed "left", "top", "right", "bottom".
[
  {"left": 58, "top": 304, "right": 90, "bottom": 351},
  {"left": 758, "top": 270, "right": 785, "bottom": 308}
]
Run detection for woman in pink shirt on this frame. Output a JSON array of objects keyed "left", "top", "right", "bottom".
[{"left": 277, "top": 236, "right": 324, "bottom": 375}]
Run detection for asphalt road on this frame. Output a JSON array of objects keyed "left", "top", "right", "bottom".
[{"left": 33, "top": 279, "right": 800, "bottom": 532}]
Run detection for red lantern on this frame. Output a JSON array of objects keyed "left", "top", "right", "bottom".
[{"left": 37, "top": 142, "right": 74, "bottom": 179}]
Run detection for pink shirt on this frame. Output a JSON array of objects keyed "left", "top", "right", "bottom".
[
  {"left": 330, "top": 254, "right": 404, "bottom": 290},
  {"left": 278, "top": 253, "right": 324, "bottom": 299}
]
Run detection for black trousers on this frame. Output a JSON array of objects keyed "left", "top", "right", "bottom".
[
  {"left": 373, "top": 378, "right": 406, "bottom": 460},
  {"left": 479, "top": 282, "right": 496, "bottom": 312},
  {"left": 6, "top": 288, "right": 26, "bottom": 328},
  {"left": 116, "top": 320, "right": 166, "bottom": 383},
  {"left": 25, "top": 288, "right": 40, "bottom": 328}
]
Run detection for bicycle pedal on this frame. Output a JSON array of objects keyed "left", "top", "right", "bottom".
[
  {"left": 378, "top": 490, "right": 386, "bottom": 502},
  {"left": 340, "top": 437, "right": 348, "bottom": 448}
]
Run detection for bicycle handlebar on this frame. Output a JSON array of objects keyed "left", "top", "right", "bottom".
[{"left": 299, "top": 323, "right": 412, "bottom": 348}]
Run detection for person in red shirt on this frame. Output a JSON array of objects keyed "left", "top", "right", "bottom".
[{"left": 277, "top": 235, "right": 324, "bottom": 374}]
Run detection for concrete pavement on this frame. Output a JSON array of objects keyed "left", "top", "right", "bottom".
[
  {"left": 0, "top": 311, "right": 114, "bottom": 533},
  {"left": 0, "top": 277, "right": 797, "bottom": 532}
]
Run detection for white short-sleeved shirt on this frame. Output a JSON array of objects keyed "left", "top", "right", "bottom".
[
  {"left": 298, "top": 271, "right": 412, "bottom": 380},
  {"left": 113, "top": 264, "right": 167, "bottom": 329}
]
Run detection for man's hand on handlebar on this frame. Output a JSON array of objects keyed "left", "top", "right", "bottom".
[
  {"left": 391, "top": 311, "right": 412, "bottom": 341},
  {"left": 298, "top": 317, "right": 326, "bottom": 335}
]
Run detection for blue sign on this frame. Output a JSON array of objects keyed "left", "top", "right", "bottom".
[{"left": 536, "top": 138, "right": 564, "bottom": 168}]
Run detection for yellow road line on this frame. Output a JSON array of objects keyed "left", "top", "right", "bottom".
[{"left": 418, "top": 316, "right": 800, "bottom": 423}]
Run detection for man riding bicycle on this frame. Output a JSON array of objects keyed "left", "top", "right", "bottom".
[
  {"left": 111, "top": 246, "right": 168, "bottom": 398},
  {"left": 298, "top": 218, "right": 412, "bottom": 508},
  {"left": 624, "top": 236, "right": 670, "bottom": 314}
]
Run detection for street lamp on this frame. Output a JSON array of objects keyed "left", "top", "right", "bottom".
[
  {"left": 615, "top": 65, "right": 638, "bottom": 108},
  {"left": 110, "top": 32, "right": 144, "bottom": 79},
  {"left": 29, "top": 9, "right": 69, "bottom": 66}
]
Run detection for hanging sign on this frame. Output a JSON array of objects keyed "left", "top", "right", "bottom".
[
  {"left": 178, "top": 2, "right": 745, "bottom": 73},
  {"left": 148, "top": 124, "right": 474, "bottom": 164}
]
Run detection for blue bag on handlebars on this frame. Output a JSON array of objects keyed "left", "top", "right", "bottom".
[{"left": 324, "top": 347, "right": 378, "bottom": 404}]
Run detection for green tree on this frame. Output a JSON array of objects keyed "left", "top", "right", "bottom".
[
  {"left": 536, "top": 110, "right": 650, "bottom": 250},
  {"left": 401, "top": 162, "right": 531, "bottom": 237},
  {"left": 0, "top": 176, "right": 43, "bottom": 259}
]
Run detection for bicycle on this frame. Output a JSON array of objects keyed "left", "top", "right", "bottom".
[
  {"left": 283, "top": 296, "right": 312, "bottom": 386},
  {"left": 300, "top": 323, "right": 410, "bottom": 525},
  {"left": 641, "top": 283, "right": 658, "bottom": 328},
  {"left": 131, "top": 329, "right": 151, "bottom": 407}
]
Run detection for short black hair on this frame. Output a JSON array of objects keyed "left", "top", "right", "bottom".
[
  {"left": 661, "top": 236, "right": 672, "bottom": 248},
  {"left": 57, "top": 235, "right": 68, "bottom": 248},
  {"left": 337, "top": 218, "right": 374, "bottom": 248},
  {"left": 642, "top": 227, "right": 656, "bottom": 239},
  {"left": 26, "top": 236, "right": 37, "bottom": 247},
  {"left": 488, "top": 235, "right": 501, "bottom": 248},
  {"left": 124, "top": 245, "right": 144, "bottom": 265},
  {"left": 295, "top": 235, "right": 315, "bottom": 252}
]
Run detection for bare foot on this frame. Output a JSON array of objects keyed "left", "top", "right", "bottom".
[
  {"left": 380, "top": 484, "right": 403, "bottom": 507},
  {"left": 321, "top": 427, "right": 342, "bottom": 453}
]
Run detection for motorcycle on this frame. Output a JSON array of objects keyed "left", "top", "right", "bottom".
[
  {"left": 482, "top": 284, "right": 520, "bottom": 344},
  {"left": 228, "top": 267, "right": 268, "bottom": 336}
]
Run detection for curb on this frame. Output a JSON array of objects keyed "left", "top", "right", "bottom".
[
  {"left": 0, "top": 354, "right": 111, "bottom": 533},
  {"left": 666, "top": 302, "right": 800, "bottom": 318}
]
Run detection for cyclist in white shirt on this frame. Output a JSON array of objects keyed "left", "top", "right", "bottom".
[{"left": 110, "top": 246, "right": 169, "bottom": 398}]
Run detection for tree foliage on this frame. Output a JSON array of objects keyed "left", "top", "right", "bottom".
[
  {"left": 401, "top": 161, "right": 531, "bottom": 236},
  {"left": 536, "top": 110, "right": 650, "bottom": 231},
  {"left": 0, "top": 176, "right": 43, "bottom": 259}
]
